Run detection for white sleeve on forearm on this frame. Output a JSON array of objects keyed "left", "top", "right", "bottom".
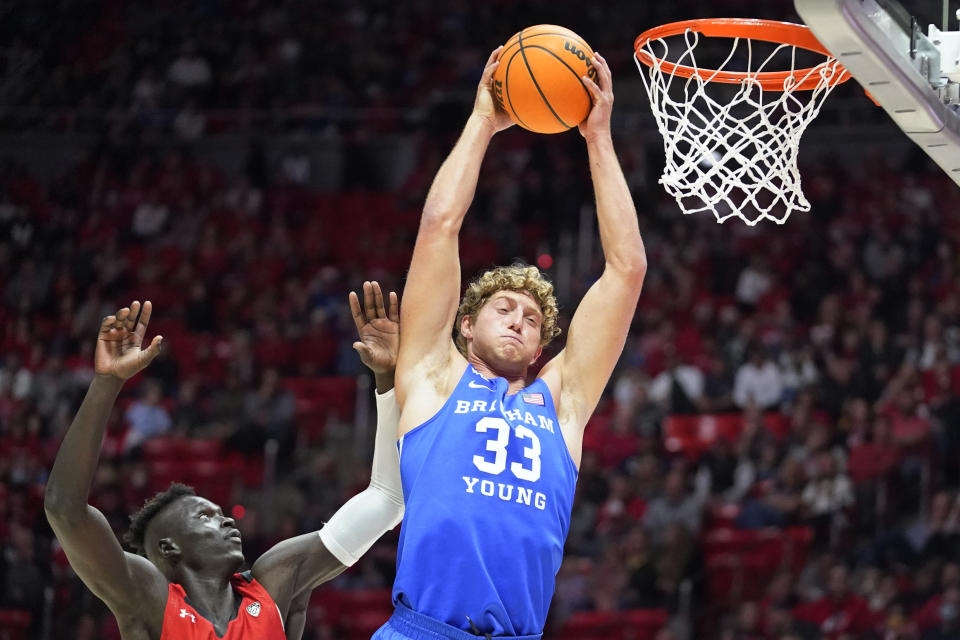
[{"left": 318, "top": 388, "right": 404, "bottom": 567}]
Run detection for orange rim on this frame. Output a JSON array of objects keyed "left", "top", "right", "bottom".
[{"left": 634, "top": 18, "right": 851, "bottom": 90}]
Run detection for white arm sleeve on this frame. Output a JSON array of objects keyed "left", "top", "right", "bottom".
[{"left": 318, "top": 388, "right": 404, "bottom": 566}]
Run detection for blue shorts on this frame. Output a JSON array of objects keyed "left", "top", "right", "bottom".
[{"left": 370, "top": 605, "right": 542, "bottom": 640}]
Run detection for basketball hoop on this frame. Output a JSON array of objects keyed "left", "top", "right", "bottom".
[{"left": 634, "top": 19, "right": 852, "bottom": 225}]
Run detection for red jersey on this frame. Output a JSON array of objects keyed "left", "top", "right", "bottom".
[{"left": 161, "top": 571, "right": 286, "bottom": 640}]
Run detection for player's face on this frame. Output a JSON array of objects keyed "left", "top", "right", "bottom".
[
  {"left": 173, "top": 497, "right": 245, "bottom": 570},
  {"left": 464, "top": 291, "right": 543, "bottom": 371}
]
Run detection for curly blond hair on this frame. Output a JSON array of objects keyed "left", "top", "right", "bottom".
[{"left": 454, "top": 263, "right": 561, "bottom": 355}]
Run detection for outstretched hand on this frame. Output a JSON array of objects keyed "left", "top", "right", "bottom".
[
  {"left": 349, "top": 281, "right": 399, "bottom": 376},
  {"left": 472, "top": 46, "right": 514, "bottom": 134},
  {"left": 578, "top": 52, "right": 613, "bottom": 141},
  {"left": 95, "top": 300, "right": 163, "bottom": 381}
]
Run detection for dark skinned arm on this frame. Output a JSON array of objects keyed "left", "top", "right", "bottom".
[
  {"left": 253, "top": 281, "right": 403, "bottom": 619},
  {"left": 44, "top": 301, "right": 169, "bottom": 634}
]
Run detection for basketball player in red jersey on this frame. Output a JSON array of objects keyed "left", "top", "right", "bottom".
[{"left": 45, "top": 282, "right": 403, "bottom": 640}]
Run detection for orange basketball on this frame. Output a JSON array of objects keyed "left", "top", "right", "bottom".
[{"left": 492, "top": 25, "right": 596, "bottom": 134}]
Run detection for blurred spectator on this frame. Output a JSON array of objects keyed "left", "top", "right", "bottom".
[
  {"left": 929, "top": 360, "right": 960, "bottom": 488},
  {"left": 0, "top": 352, "right": 33, "bottom": 401},
  {"left": 170, "top": 378, "right": 206, "bottom": 436},
  {"left": 2, "top": 523, "right": 45, "bottom": 627},
  {"left": 33, "top": 354, "right": 77, "bottom": 419},
  {"left": 622, "top": 527, "right": 661, "bottom": 608},
  {"left": 612, "top": 369, "right": 662, "bottom": 439},
  {"left": 919, "top": 586, "right": 960, "bottom": 639},
  {"left": 649, "top": 344, "right": 705, "bottom": 414},
  {"left": 905, "top": 491, "right": 960, "bottom": 562},
  {"left": 733, "top": 345, "right": 784, "bottom": 410},
  {"left": 166, "top": 41, "right": 212, "bottom": 90},
  {"left": 280, "top": 144, "right": 311, "bottom": 185},
  {"left": 792, "top": 564, "right": 875, "bottom": 639},
  {"left": 229, "top": 367, "right": 295, "bottom": 458},
  {"left": 654, "top": 523, "right": 703, "bottom": 612},
  {"left": 173, "top": 100, "right": 207, "bottom": 141},
  {"left": 643, "top": 469, "right": 703, "bottom": 543},
  {"left": 596, "top": 472, "right": 645, "bottom": 535},
  {"left": 762, "top": 570, "right": 800, "bottom": 611},
  {"left": 720, "top": 601, "right": 765, "bottom": 640},
  {"left": 848, "top": 413, "right": 900, "bottom": 485},
  {"left": 588, "top": 544, "right": 628, "bottom": 611},
  {"left": 123, "top": 378, "right": 172, "bottom": 452},
  {"left": 735, "top": 256, "right": 773, "bottom": 309},
  {"left": 738, "top": 457, "right": 806, "bottom": 530},
  {"left": 131, "top": 191, "right": 170, "bottom": 239},
  {"left": 778, "top": 345, "right": 819, "bottom": 406},
  {"left": 801, "top": 451, "right": 855, "bottom": 549},
  {"left": 694, "top": 435, "right": 755, "bottom": 504}
]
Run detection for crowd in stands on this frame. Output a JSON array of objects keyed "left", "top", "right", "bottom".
[
  {"left": 1, "top": 0, "right": 842, "bottom": 135},
  {"left": 2, "top": 2, "right": 960, "bottom": 640}
]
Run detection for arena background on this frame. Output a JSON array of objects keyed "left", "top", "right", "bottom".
[{"left": 2, "top": 1, "right": 960, "bottom": 639}]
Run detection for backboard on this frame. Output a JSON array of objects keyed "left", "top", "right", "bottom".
[{"left": 794, "top": 0, "right": 960, "bottom": 185}]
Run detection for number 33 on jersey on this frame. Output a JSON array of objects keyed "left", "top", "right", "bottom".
[{"left": 393, "top": 365, "right": 578, "bottom": 634}]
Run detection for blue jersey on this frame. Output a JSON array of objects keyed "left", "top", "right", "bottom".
[{"left": 393, "top": 364, "right": 578, "bottom": 636}]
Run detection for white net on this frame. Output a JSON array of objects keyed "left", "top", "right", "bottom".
[{"left": 635, "top": 28, "right": 846, "bottom": 225}]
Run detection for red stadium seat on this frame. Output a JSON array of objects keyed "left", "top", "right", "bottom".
[
  {"left": 337, "top": 588, "right": 393, "bottom": 612},
  {"left": 557, "top": 609, "right": 666, "bottom": 640},
  {"left": 619, "top": 609, "right": 669, "bottom": 640},
  {"left": 783, "top": 526, "right": 814, "bottom": 573},
  {"left": 307, "top": 587, "right": 343, "bottom": 628},
  {"left": 234, "top": 454, "right": 265, "bottom": 488},
  {"left": 141, "top": 437, "right": 185, "bottom": 461},
  {"left": 189, "top": 460, "right": 236, "bottom": 506},
  {"left": 340, "top": 609, "right": 392, "bottom": 640},
  {"left": 335, "top": 589, "right": 393, "bottom": 640},
  {"left": 556, "top": 610, "right": 618, "bottom": 640},
  {"left": 705, "top": 552, "right": 744, "bottom": 606},
  {"left": 147, "top": 460, "right": 184, "bottom": 493},
  {"left": 0, "top": 609, "right": 32, "bottom": 640},
  {"left": 706, "top": 414, "right": 743, "bottom": 443},
  {"left": 183, "top": 438, "right": 221, "bottom": 461},
  {"left": 664, "top": 413, "right": 790, "bottom": 460},
  {"left": 762, "top": 412, "right": 790, "bottom": 440},
  {"left": 284, "top": 376, "right": 356, "bottom": 421},
  {"left": 706, "top": 503, "right": 743, "bottom": 529},
  {"left": 662, "top": 415, "right": 705, "bottom": 460},
  {"left": 704, "top": 528, "right": 785, "bottom": 565},
  {"left": 703, "top": 527, "right": 813, "bottom": 607}
]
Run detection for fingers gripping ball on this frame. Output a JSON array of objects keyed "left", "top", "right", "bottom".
[{"left": 492, "top": 25, "right": 597, "bottom": 134}]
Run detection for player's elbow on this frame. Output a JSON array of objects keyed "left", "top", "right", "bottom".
[
  {"left": 419, "top": 207, "right": 462, "bottom": 235},
  {"left": 388, "top": 503, "right": 404, "bottom": 530},
  {"left": 609, "top": 247, "right": 647, "bottom": 287},
  {"left": 377, "top": 486, "right": 406, "bottom": 524},
  {"left": 43, "top": 489, "right": 82, "bottom": 524}
]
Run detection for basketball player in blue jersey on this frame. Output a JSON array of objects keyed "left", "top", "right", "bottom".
[{"left": 373, "top": 47, "right": 647, "bottom": 639}]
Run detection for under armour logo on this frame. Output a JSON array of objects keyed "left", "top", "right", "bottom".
[
  {"left": 179, "top": 609, "right": 196, "bottom": 623},
  {"left": 246, "top": 602, "right": 261, "bottom": 617}
]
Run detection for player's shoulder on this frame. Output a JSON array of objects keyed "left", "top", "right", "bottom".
[
  {"left": 535, "top": 352, "right": 564, "bottom": 390},
  {"left": 404, "top": 343, "right": 466, "bottom": 396},
  {"left": 536, "top": 353, "right": 584, "bottom": 426},
  {"left": 109, "top": 552, "right": 170, "bottom": 619}
]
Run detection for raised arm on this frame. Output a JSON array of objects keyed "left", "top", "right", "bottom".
[
  {"left": 396, "top": 48, "right": 514, "bottom": 401},
  {"left": 541, "top": 54, "right": 647, "bottom": 453},
  {"left": 44, "top": 301, "right": 168, "bottom": 628},
  {"left": 253, "top": 282, "right": 403, "bottom": 616}
]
